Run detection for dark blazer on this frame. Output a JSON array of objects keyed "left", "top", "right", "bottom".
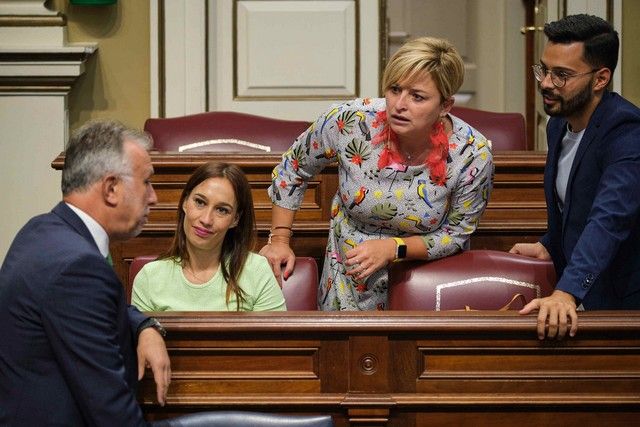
[
  {"left": 541, "top": 91, "right": 640, "bottom": 309},
  {"left": 0, "top": 202, "right": 149, "bottom": 426}
]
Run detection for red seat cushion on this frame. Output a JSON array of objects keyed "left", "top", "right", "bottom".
[{"left": 388, "top": 250, "right": 556, "bottom": 310}]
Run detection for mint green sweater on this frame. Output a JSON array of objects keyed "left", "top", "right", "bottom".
[{"left": 132, "top": 252, "right": 286, "bottom": 311}]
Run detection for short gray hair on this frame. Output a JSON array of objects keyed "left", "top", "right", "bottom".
[{"left": 61, "top": 120, "right": 152, "bottom": 195}]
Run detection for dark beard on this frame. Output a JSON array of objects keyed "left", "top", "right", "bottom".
[{"left": 541, "top": 79, "right": 594, "bottom": 118}]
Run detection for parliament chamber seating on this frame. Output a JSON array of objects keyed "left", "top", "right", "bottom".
[
  {"left": 143, "top": 111, "right": 310, "bottom": 153},
  {"left": 152, "top": 410, "right": 334, "bottom": 427},
  {"left": 51, "top": 113, "right": 638, "bottom": 427},
  {"left": 144, "top": 108, "right": 525, "bottom": 152},
  {"left": 388, "top": 249, "right": 556, "bottom": 310},
  {"left": 129, "top": 255, "right": 319, "bottom": 310},
  {"left": 451, "top": 105, "right": 527, "bottom": 150},
  {"left": 50, "top": 125, "right": 638, "bottom": 425},
  {"left": 54, "top": 129, "right": 548, "bottom": 300}
]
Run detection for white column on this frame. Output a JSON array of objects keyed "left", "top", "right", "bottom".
[{"left": 0, "top": 0, "right": 96, "bottom": 261}]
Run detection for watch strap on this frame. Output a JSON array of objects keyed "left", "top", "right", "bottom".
[
  {"left": 392, "top": 237, "right": 407, "bottom": 260},
  {"left": 138, "top": 317, "right": 167, "bottom": 337}
]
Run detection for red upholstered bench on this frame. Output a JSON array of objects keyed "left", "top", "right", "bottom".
[
  {"left": 144, "top": 111, "right": 310, "bottom": 153},
  {"left": 388, "top": 250, "right": 556, "bottom": 311}
]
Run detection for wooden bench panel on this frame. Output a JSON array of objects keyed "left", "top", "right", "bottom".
[{"left": 138, "top": 311, "right": 640, "bottom": 426}]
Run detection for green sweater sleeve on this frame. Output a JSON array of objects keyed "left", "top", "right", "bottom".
[
  {"left": 131, "top": 266, "right": 155, "bottom": 312},
  {"left": 249, "top": 255, "right": 287, "bottom": 311}
]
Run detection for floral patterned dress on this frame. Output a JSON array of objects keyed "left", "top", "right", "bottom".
[{"left": 268, "top": 98, "right": 494, "bottom": 310}]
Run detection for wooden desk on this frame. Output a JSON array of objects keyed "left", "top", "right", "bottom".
[
  {"left": 52, "top": 150, "right": 548, "bottom": 288},
  {"left": 141, "top": 311, "right": 640, "bottom": 426}
]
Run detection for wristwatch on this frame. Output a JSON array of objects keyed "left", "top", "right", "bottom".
[
  {"left": 138, "top": 317, "right": 167, "bottom": 337},
  {"left": 392, "top": 237, "right": 407, "bottom": 260}
]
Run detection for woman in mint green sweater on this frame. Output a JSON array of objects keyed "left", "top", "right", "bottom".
[{"left": 132, "top": 162, "right": 286, "bottom": 311}]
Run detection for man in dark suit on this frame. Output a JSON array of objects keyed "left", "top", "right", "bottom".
[
  {"left": 511, "top": 14, "right": 640, "bottom": 339},
  {"left": 0, "top": 120, "right": 171, "bottom": 426}
]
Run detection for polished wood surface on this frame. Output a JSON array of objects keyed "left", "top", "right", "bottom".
[
  {"left": 52, "top": 150, "right": 548, "bottom": 288},
  {"left": 140, "top": 311, "right": 640, "bottom": 426}
]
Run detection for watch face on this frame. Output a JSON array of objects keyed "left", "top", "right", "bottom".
[{"left": 397, "top": 244, "right": 407, "bottom": 259}]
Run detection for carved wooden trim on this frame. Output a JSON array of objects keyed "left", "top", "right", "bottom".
[
  {"left": 140, "top": 311, "right": 640, "bottom": 425},
  {"left": 0, "top": 14, "right": 65, "bottom": 27}
]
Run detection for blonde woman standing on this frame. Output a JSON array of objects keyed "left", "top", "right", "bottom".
[{"left": 261, "top": 37, "right": 494, "bottom": 311}]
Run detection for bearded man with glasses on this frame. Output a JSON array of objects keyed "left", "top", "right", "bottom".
[{"left": 510, "top": 14, "right": 640, "bottom": 340}]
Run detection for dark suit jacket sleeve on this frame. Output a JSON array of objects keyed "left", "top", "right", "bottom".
[
  {"left": 555, "top": 121, "right": 640, "bottom": 300},
  {"left": 41, "top": 253, "right": 148, "bottom": 427},
  {"left": 128, "top": 304, "right": 149, "bottom": 338},
  {"left": 539, "top": 232, "right": 551, "bottom": 251}
]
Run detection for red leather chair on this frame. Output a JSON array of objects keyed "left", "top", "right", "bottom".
[
  {"left": 128, "top": 255, "right": 319, "bottom": 310},
  {"left": 143, "top": 111, "right": 310, "bottom": 153},
  {"left": 128, "top": 255, "right": 159, "bottom": 303},
  {"left": 280, "top": 257, "right": 319, "bottom": 310},
  {"left": 388, "top": 250, "right": 556, "bottom": 311},
  {"left": 450, "top": 106, "right": 527, "bottom": 151}
]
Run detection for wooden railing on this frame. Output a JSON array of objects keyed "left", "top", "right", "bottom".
[{"left": 140, "top": 311, "right": 640, "bottom": 426}]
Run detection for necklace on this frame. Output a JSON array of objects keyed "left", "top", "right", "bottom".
[
  {"left": 184, "top": 264, "right": 214, "bottom": 284},
  {"left": 402, "top": 146, "right": 428, "bottom": 163}
]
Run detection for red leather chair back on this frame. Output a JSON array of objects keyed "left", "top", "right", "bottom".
[
  {"left": 143, "top": 111, "right": 310, "bottom": 153},
  {"left": 128, "top": 255, "right": 158, "bottom": 302},
  {"left": 388, "top": 250, "right": 556, "bottom": 311},
  {"left": 128, "top": 255, "right": 319, "bottom": 310},
  {"left": 450, "top": 106, "right": 527, "bottom": 151},
  {"left": 279, "top": 257, "right": 319, "bottom": 310}
]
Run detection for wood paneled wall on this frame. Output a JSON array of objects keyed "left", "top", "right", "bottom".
[{"left": 139, "top": 311, "right": 640, "bottom": 426}]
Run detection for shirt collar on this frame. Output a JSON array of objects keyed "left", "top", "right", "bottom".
[{"left": 65, "top": 202, "right": 110, "bottom": 258}]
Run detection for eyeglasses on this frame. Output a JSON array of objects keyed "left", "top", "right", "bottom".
[{"left": 532, "top": 64, "right": 598, "bottom": 88}]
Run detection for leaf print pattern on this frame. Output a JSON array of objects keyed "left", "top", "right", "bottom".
[
  {"left": 345, "top": 138, "right": 372, "bottom": 167},
  {"left": 446, "top": 209, "right": 464, "bottom": 226},
  {"left": 370, "top": 202, "right": 398, "bottom": 221},
  {"left": 336, "top": 110, "right": 359, "bottom": 135},
  {"left": 290, "top": 145, "right": 306, "bottom": 171}
]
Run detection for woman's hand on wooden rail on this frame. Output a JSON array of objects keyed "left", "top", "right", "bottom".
[{"left": 260, "top": 242, "right": 296, "bottom": 288}]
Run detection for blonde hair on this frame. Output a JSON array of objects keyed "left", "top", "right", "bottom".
[{"left": 382, "top": 37, "right": 464, "bottom": 101}]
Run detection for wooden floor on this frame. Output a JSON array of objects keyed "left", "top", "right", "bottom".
[{"left": 140, "top": 311, "right": 640, "bottom": 426}]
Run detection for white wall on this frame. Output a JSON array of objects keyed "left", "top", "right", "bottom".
[{"left": 0, "top": 95, "right": 66, "bottom": 260}]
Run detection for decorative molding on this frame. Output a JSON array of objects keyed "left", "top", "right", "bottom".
[
  {"left": 0, "top": 46, "right": 95, "bottom": 61},
  {"left": 233, "top": 0, "right": 360, "bottom": 100},
  {"left": 435, "top": 277, "right": 541, "bottom": 311},
  {"left": 378, "top": 0, "right": 387, "bottom": 96},
  {"left": 0, "top": 0, "right": 57, "bottom": 16},
  {"left": 0, "top": 44, "right": 97, "bottom": 92},
  {"left": 178, "top": 138, "right": 271, "bottom": 153},
  {"left": 154, "top": 0, "right": 381, "bottom": 119},
  {"left": 0, "top": 13, "right": 65, "bottom": 26},
  {"left": 0, "top": 1, "right": 66, "bottom": 44},
  {"left": 149, "top": 0, "right": 162, "bottom": 118},
  {"left": 160, "top": 0, "right": 207, "bottom": 118}
]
